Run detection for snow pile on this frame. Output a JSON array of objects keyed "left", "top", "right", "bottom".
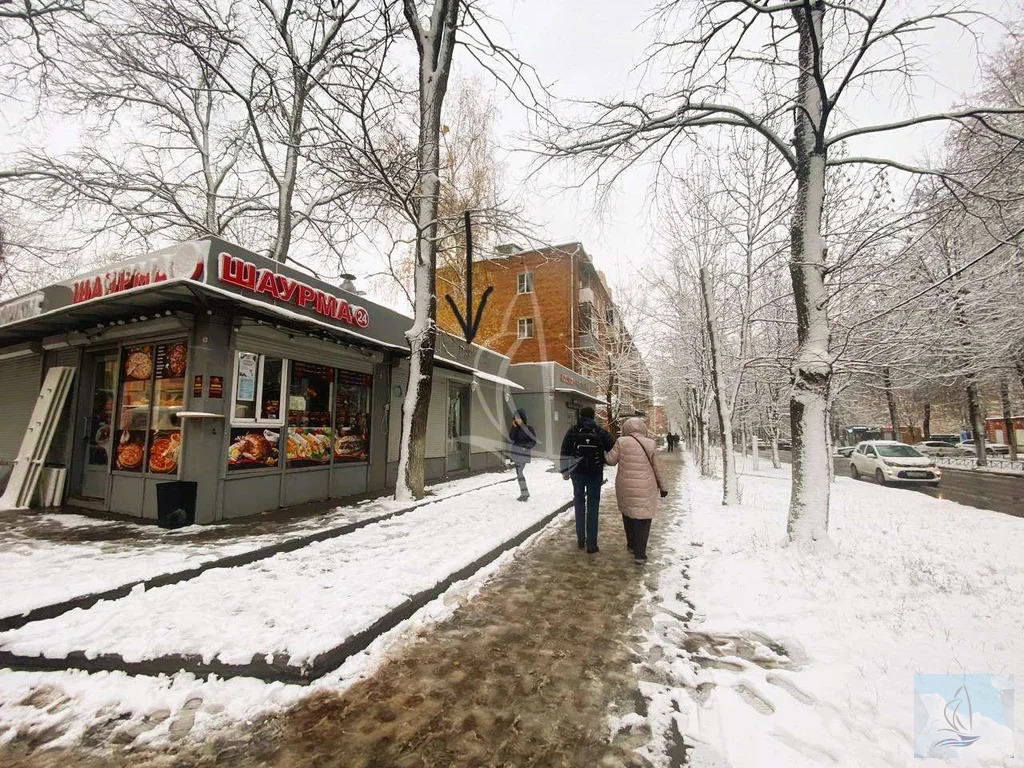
[
  {"left": 0, "top": 466, "right": 570, "bottom": 667},
  {"left": 636, "top": 459, "right": 1023, "bottom": 767},
  {"left": 0, "top": 470, "right": 511, "bottom": 620}
]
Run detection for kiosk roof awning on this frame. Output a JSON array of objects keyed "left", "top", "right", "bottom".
[
  {"left": 554, "top": 386, "right": 604, "bottom": 404},
  {"left": 436, "top": 357, "right": 523, "bottom": 390}
]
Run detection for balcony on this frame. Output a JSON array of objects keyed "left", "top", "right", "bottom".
[
  {"left": 578, "top": 286, "right": 595, "bottom": 305},
  {"left": 578, "top": 332, "right": 598, "bottom": 351}
]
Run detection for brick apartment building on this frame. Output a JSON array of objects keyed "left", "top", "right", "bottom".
[{"left": 436, "top": 242, "right": 653, "bottom": 426}]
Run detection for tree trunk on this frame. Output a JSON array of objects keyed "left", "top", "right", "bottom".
[
  {"left": 1000, "top": 379, "right": 1017, "bottom": 462},
  {"left": 787, "top": 1, "right": 831, "bottom": 542},
  {"left": 395, "top": 0, "right": 458, "bottom": 500},
  {"left": 771, "top": 433, "right": 781, "bottom": 469},
  {"left": 700, "top": 267, "right": 738, "bottom": 505},
  {"left": 883, "top": 367, "right": 899, "bottom": 442},
  {"left": 752, "top": 431, "right": 760, "bottom": 471},
  {"left": 965, "top": 377, "right": 987, "bottom": 468},
  {"left": 270, "top": 73, "right": 308, "bottom": 263},
  {"left": 923, "top": 402, "right": 931, "bottom": 440}
]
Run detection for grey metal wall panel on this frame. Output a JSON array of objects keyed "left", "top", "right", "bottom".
[
  {"left": 331, "top": 464, "right": 368, "bottom": 498},
  {"left": 424, "top": 457, "right": 446, "bottom": 482},
  {"left": 283, "top": 468, "right": 331, "bottom": 507},
  {"left": 0, "top": 354, "right": 43, "bottom": 464},
  {"left": 235, "top": 327, "right": 375, "bottom": 373},
  {"left": 108, "top": 474, "right": 146, "bottom": 517},
  {"left": 222, "top": 474, "right": 282, "bottom": 519}
]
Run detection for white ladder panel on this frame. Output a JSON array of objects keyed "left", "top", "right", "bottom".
[{"left": 0, "top": 365, "right": 76, "bottom": 510}]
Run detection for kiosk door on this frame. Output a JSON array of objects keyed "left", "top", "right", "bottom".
[
  {"left": 446, "top": 384, "right": 469, "bottom": 471},
  {"left": 79, "top": 354, "right": 117, "bottom": 501}
]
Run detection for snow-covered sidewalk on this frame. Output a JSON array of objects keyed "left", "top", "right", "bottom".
[
  {"left": 0, "top": 470, "right": 513, "bottom": 622},
  {"left": 0, "top": 465, "right": 571, "bottom": 674},
  {"left": 637, "top": 458, "right": 1023, "bottom": 767}
]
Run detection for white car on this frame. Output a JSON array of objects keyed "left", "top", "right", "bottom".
[
  {"left": 957, "top": 440, "right": 1010, "bottom": 456},
  {"left": 913, "top": 440, "right": 961, "bottom": 458},
  {"left": 849, "top": 440, "right": 941, "bottom": 487}
]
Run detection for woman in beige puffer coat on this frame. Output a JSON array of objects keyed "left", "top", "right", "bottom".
[{"left": 604, "top": 416, "right": 664, "bottom": 563}]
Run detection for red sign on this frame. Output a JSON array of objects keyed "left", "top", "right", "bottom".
[
  {"left": 209, "top": 376, "right": 224, "bottom": 399},
  {"left": 218, "top": 253, "right": 370, "bottom": 329},
  {"left": 559, "top": 372, "right": 598, "bottom": 395},
  {"left": 71, "top": 252, "right": 205, "bottom": 304},
  {"left": 193, "top": 375, "right": 204, "bottom": 398}
]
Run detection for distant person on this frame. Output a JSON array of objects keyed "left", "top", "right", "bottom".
[
  {"left": 508, "top": 409, "right": 537, "bottom": 502},
  {"left": 604, "top": 417, "right": 666, "bottom": 564},
  {"left": 560, "top": 406, "right": 614, "bottom": 553}
]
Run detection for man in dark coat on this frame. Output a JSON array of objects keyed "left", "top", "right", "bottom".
[
  {"left": 508, "top": 408, "right": 537, "bottom": 501},
  {"left": 559, "top": 406, "right": 614, "bottom": 553}
]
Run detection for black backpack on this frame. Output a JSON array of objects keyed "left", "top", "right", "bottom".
[{"left": 573, "top": 425, "right": 604, "bottom": 471}]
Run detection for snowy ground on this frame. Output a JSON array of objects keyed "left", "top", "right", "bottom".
[
  {"left": 0, "top": 470, "right": 512, "bottom": 620},
  {"left": 636, "top": 456, "right": 1022, "bottom": 768},
  {"left": 0, "top": 467, "right": 571, "bottom": 668},
  {"left": 0, "top": 464, "right": 574, "bottom": 753}
]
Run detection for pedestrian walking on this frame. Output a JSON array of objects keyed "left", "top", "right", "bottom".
[
  {"left": 508, "top": 408, "right": 537, "bottom": 502},
  {"left": 604, "top": 416, "right": 666, "bottom": 564},
  {"left": 559, "top": 406, "right": 614, "bottom": 553},
  {"left": 666, "top": 432, "right": 675, "bottom": 452}
]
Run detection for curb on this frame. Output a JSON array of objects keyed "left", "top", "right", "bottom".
[
  {"left": 0, "top": 476, "right": 514, "bottom": 633},
  {"left": 0, "top": 498, "right": 572, "bottom": 684}
]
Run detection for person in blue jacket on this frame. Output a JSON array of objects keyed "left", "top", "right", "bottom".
[
  {"left": 508, "top": 408, "right": 537, "bottom": 501},
  {"left": 559, "top": 406, "right": 614, "bottom": 553}
]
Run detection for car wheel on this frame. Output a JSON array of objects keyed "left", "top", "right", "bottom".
[
  {"left": 928, "top": 482, "right": 940, "bottom": 488},
  {"left": 875, "top": 469, "right": 886, "bottom": 486},
  {"left": 849, "top": 463, "right": 859, "bottom": 480}
]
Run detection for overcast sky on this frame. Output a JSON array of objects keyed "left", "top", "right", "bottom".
[{"left": 468, "top": 0, "right": 1014, "bottom": 296}]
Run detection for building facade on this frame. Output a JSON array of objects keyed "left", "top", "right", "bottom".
[
  {"left": 436, "top": 242, "right": 653, "bottom": 430},
  {"left": 0, "top": 237, "right": 523, "bottom": 523}
]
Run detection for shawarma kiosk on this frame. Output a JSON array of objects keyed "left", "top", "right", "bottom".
[{"left": 0, "top": 236, "right": 520, "bottom": 523}]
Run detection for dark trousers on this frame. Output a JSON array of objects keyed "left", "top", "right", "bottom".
[
  {"left": 571, "top": 474, "right": 602, "bottom": 550},
  {"left": 622, "top": 515, "right": 652, "bottom": 559},
  {"left": 514, "top": 460, "right": 528, "bottom": 496}
]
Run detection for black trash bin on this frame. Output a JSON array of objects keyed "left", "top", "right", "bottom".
[{"left": 156, "top": 481, "right": 197, "bottom": 529}]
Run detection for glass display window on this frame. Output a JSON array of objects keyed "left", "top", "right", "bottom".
[
  {"left": 286, "top": 361, "right": 333, "bottom": 468},
  {"left": 114, "top": 339, "right": 188, "bottom": 474},
  {"left": 231, "top": 351, "right": 285, "bottom": 425},
  {"left": 334, "top": 370, "right": 372, "bottom": 463}
]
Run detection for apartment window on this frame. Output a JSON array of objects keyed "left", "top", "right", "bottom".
[
  {"left": 517, "top": 272, "right": 533, "bottom": 294},
  {"left": 580, "top": 271, "right": 590, "bottom": 289},
  {"left": 578, "top": 303, "right": 593, "bottom": 333},
  {"left": 605, "top": 307, "right": 615, "bottom": 325},
  {"left": 517, "top": 317, "right": 534, "bottom": 339}
]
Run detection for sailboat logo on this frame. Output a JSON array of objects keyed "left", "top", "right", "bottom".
[{"left": 931, "top": 684, "right": 981, "bottom": 751}]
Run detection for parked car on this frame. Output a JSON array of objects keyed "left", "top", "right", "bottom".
[
  {"left": 777, "top": 438, "right": 792, "bottom": 451},
  {"left": 835, "top": 445, "right": 856, "bottom": 458},
  {"left": 913, "top": 440, "right": 961, "bottom": 458},
  {"left": 957, "top": 440, "right": 1009, "bottom": 456},
  {"left": 849, "top": 440, "right": 941, "bottom": 487},
  {"left": 928, "top": 434, "right": 960, "bottom": 446}
]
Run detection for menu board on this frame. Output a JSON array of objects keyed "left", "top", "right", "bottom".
[
  {"left": 228, "top": 427, "right": 280, "bottom": 471},
  {"left": 148, "top": 341, "right": 187, "bottom": 475},
  {"left": 334, "top": 370, "right": 372, "bottom": 462},
  {"left": 286, "top": 426, "right": 333, "bottom": 468},
  {"left": 115, "top": 345, "right": 153, "bottom": 472}
]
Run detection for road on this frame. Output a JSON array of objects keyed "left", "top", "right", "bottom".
[{"left": 761, "top": 449, "right": 1024, "bottom": 519}]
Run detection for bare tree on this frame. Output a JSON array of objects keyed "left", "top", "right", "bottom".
[{"left": 546, "top": 1, "right": 1024, "bottom": 543}]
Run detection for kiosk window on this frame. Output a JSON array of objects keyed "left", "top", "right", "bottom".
[{"left": 232, "top": 351, "right": 285, "bottom": 425}]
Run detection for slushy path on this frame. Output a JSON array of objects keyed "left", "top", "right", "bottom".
[{"left": 4, "top": 454, "right": 686, "bottom": 767}]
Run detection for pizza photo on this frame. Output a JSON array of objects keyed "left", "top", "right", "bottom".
[
  {"left": 117, "top": 440, "right": 144, "bottom": 470},
  {"left": 148, "top": 433, "right": 180, "bottom": 474},
  {"left": 166, "top": 344, "right": 187, "bottom": 377},
  {"left": 124, "top": 348, "right": 153, "bottom": 380}
]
